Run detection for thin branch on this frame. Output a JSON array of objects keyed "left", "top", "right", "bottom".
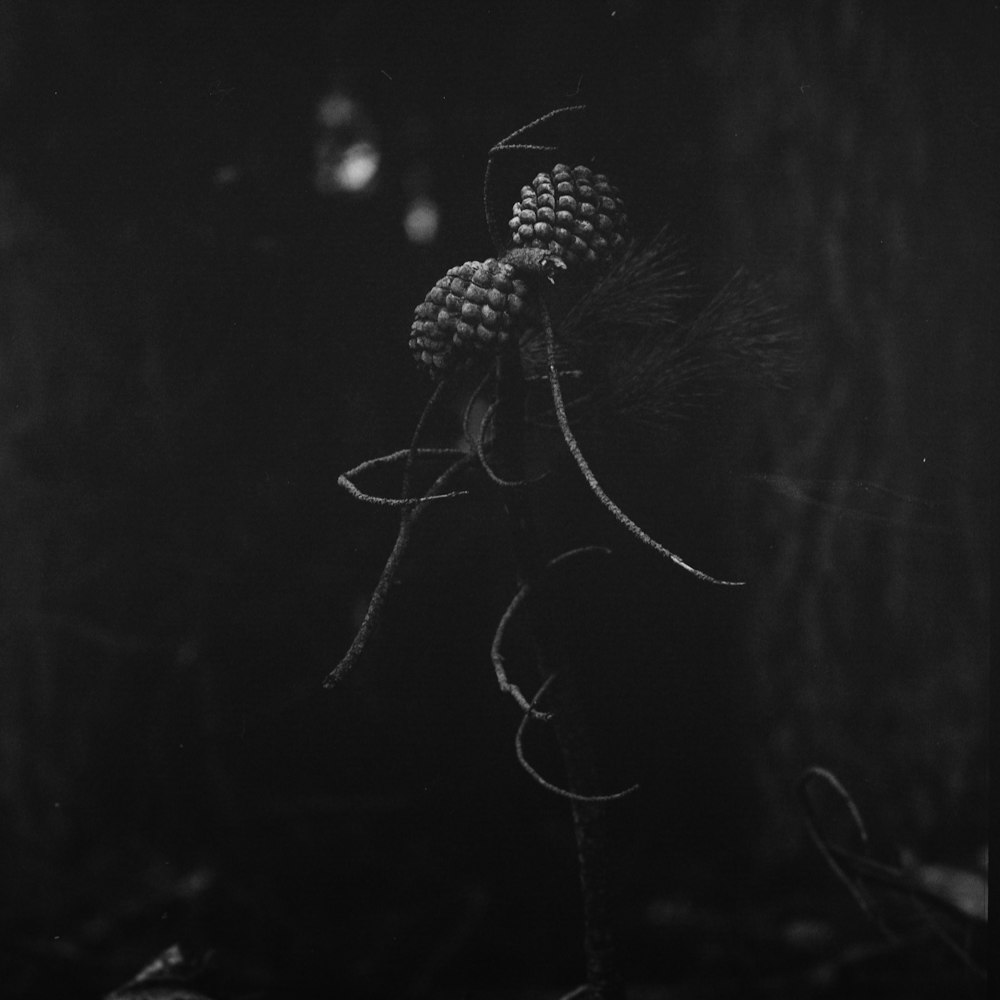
[
  {"left": 489, "top": 105, "right": 588, "bottom": 154},
  {"left": 799, "top": 768, "right": 986, "bottom": 976},
  {"left": 402, "top": 377, "right": 450, "bottom": 499},
  {"left": 325, "top": 454, "right": 475, "bottom": 688},
  {"left": 799, "top": 766, "right": 871, "bottom": 848},
  {"left": 828, "top": 847, "right": 987, "bottom": 975},
  {"left": 824, "top": 848, "right": 987, "bottom": 927},
  {"left": 475, "top": 399, "right": 549, "bottom": 489},
  {"left": 797, "top": 767, "right": 885, "bottom": 932},
  {"left": 515, "top": 676, "right": 639, "bottom": 803},
  {"left": 484, "top": 105, "right": 587, "bottom": 250},
  {"left": 491, "top": 546, "right": 611, "bottom": 716},
  {"left": 541, "top": 298, "right": 744, "bottom": 586},
  {"left": 547, "top": 545, "right": 613, "bottom": 571},
  {"left": 491, "top": 575, "right": 551, "bottom": 718},
  {"left": 338, "top": 448, "right": 468, "bottom": 506},
  {"left": 902, "top": 889, "right": 987, "bottom": 978},
  {"left": 492, "top": 142, "right": 559, "bottom": 155}
]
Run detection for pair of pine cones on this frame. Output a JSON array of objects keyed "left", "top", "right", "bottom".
[{"left": 409, "top": 164, "right": 629, "bottom": 374}]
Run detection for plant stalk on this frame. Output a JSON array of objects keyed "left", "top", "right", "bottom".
[{"left": 493, "top": 341, "right": 625, "bottom": 1000}]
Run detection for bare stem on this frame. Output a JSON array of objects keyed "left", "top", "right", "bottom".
[
  {"left": 491, "top": 546, "right": 610, "bottom": 717},
  {"left": 325, "top": 453, "right": 474, "bottom": 687},
  {"left": 540, "top": 298, "right": 744, "bottom": 587},
  {"left": 516, "top": 676, "right": 639, "bottom": 803},
  {"left": 492, "top": 337, "right": 627, "bottom": 1000}
]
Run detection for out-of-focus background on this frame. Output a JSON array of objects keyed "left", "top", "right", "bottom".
[{"left": 1, "top": 1, "right": 990, "bottom": 997}]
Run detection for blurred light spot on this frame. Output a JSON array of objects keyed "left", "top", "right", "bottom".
[
  {"left": 403, "top": 195, "right": 440, "bottom": 244},
  {"left": 338, "top": 142, "right": 380, "bottom": 192},
  {"left": 314, "top": 90, "right": 380, "bottom": 197},
  {"left": 315, "top": 140, "right": 380, "bottom": 195},
  {"left": 914, "top": 862, "right": 989, "bottom": 920}
]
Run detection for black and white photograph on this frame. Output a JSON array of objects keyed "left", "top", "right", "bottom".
[{"left": 0, "top": 2, "right": 991, "bottom": 997}]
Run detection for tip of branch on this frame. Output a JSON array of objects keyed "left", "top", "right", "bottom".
[{"left": 322, "top": 654, "right": 353, "bottom": 689}]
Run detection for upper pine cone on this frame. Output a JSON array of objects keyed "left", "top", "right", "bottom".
[
  {"left": 508, "top": 164, "right": 629, "bottom": 269},
  {"left": 409, "top": 258, "right": 535, "bottom": 374}
]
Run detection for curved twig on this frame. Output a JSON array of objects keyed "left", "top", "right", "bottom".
[
  {"left": 838, "top": 852, "right": 987, "bottom": 975},
  {"left": 475, "top": 399, "right": 550, "bottom": 489},
  {"left": 402, "top": 377, "right": 450, "bottom": 500},
  {"left": 338, "top": 448, "right": 468, "bottom": 506},
  {"left": 515, "top": 676, "right": 639, "bottom": 803},
  {"left": 491, "top": 546, "right": 611, "bottom": 716},
  {"left": 799, "top": 766, "right": 871, "bottom": 848},
  {"left": 799, "top": 769, "right": 986, "bottom": 975},
  {"left": 326, "top": 454, "right": 476, "bottom": 687},
  {"left": 797, "top": 767, "right": 883, "bottom": 928},
  {"left": 491, "top": 571, "right": 551, "bottom": 719},
  {"left": 824, "top": 850, "right": 986, "bottom": 926},
  {"left": 484, "top": 105, "right": 587, "bottom": 251},
  {"left": 489, "top": 105, "right": 588, "bottom": 153},
  {"left": 540, "top": 297, "right": 744, "bottom": 586}
]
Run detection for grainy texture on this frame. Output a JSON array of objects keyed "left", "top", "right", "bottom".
[
  {"left": 409, "top": 258, "right": 534, "bottom": 374},
  {"left": 509, "top": 164, "right": 630, "bottom": 269},
  {"left": 0, "top": 1, "right": 988, "bottom": 996},
  {"left": 711, "top": 0, "right": 990, "bottom": 861}
]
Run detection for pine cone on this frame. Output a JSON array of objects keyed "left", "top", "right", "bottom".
[
  {"left": 409, "top": 258, "right": 534, "bottom": 374},
  {"left": 508, "top": 164, "right": 629, "bottom": 269}
]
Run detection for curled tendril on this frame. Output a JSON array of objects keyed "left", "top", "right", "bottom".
[
  {"left": 797, "top": 767, "right": 882, "bottom": 927},
  {"left": 515, "top": 676, "right": 640, "bottom": 803},
  {"left": 475, "top": 399, "right": 550, "bottom": 489},
  {"left": 491, "top": 546, "right": 611, "bottom": 717},
  {"left": 401, "top": 377, "right": 451, "bottom": 499},
  {"left": 338, "top": 448, "right": 469, "bottom": 506}
]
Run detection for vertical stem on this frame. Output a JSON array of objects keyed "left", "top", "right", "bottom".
[{"left": 493, "top": 342, "right": 625, "bottom": 1000}]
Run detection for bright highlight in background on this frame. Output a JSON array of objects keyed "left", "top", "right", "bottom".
[
  {"left": 403, "top": 196, "right": 440, "bottom": 244},
  {"left": 314, "top": 91, "right": 380, "bottom": 196},
  {"left": 330, "top": 142, "right": 380, "bottom": 193}
]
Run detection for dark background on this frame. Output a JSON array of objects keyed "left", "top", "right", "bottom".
[{"left": 0, "top": 1, "right": 991, "bottom": 997}]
